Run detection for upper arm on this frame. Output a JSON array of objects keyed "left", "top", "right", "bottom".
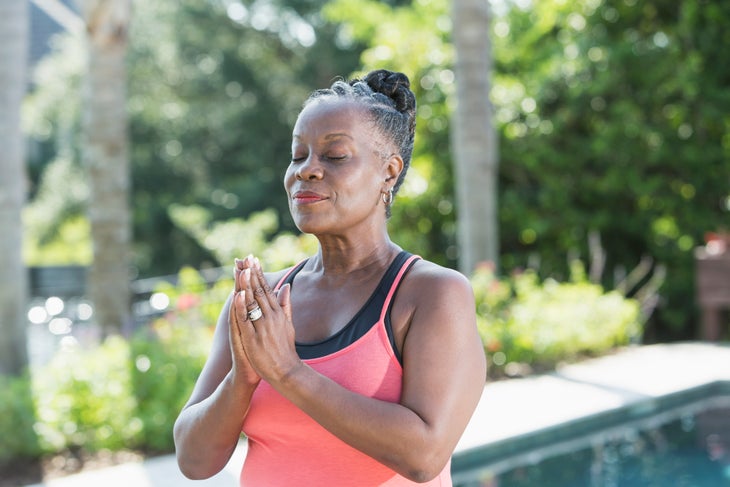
[
  {"left": 181, "top": 292, "right": 234, "bottom": 410},
  {"left": 398, "top": 264, "right": 486, "bottom": 454}
]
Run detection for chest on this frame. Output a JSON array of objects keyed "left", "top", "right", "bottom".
[{"left": 288, "top": 277, "right": 380, "bottom": 344}]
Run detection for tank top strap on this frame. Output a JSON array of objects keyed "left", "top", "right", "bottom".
[
  {"left": 273, "top": 259, "right": 308, "bottom": 291},
  {"left": 381, "top": 253, "right": 421, "bottom": 363},
  {"left": 379, "top": 253, "right": 421, "bottom": 323}
]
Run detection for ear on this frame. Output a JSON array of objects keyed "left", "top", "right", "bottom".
[{"left": 383, "top": 154, "right": 404, "bottom": 186}]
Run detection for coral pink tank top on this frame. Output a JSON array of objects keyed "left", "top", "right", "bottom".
[{"left": 240, "top": 252, "right": 452, "bottom": 486}]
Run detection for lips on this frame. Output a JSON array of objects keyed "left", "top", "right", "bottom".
[{"left": 292, "top": 190, "right": 327, "bottom": 205}]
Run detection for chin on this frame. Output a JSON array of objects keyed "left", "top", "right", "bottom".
[{"left": 292, "top": 215, "right": 330, "bottom": 235}]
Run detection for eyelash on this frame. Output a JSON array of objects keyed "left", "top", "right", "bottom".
[{"left": 290, "top": 154, "right": 347, "bottom": 163}]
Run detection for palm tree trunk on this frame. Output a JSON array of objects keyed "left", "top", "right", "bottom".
[
  {"left": 79, "top": 0, "right": 133, "bottom": 336},
  {"left": 451, "top": 0, "right": 499, "bottom": 274},
  {"left": 0, "top": 0, "right": 30, "bottom": 375}
]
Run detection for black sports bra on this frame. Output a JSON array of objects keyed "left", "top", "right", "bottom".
[{"left": 276, "top": 251, "right": 419, "bottom": 362}]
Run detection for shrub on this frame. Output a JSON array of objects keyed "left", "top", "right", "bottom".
[
  {"left": 472, "top": 261, "right": 642, "bottom": 377},
  {"left": 27, "top": 313, "right": 212, "bottom": 458},
  {"left": 32, "top": 337, "right": 141, "bottom": 453},
  {"left": 0, "top": 372, "right": 43, "bottom": 464},
  {"left": 130, "top": 318, "right": 211, "bottom": 452},
  {"left": 129, "top": 265, "right": 222, "bottom": 452}
]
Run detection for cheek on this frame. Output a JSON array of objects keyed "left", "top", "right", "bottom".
[{"left": 283, "top": 165, "right": 296, "bottom": 192}]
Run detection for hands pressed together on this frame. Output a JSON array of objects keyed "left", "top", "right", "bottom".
[{"left": 228, "top": 256, "right": 301, "bottom": 388}]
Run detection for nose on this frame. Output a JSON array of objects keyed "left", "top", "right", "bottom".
[{"left": 295, "top": 155, "right": 324, "bottom": 181}]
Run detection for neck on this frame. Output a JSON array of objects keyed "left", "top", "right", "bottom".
[{"left": 311, "top": 234, "right": 400, "bottom": 276}]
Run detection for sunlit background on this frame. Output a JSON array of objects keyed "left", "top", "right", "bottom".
[{"left": 1, "top": 0, "right": 728, "bottom": 485}]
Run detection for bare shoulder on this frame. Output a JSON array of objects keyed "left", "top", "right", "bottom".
[
  {"left": 396, "top": 258, "right": 485, "bottom": 396},
  {"left": 391, "top": 259, "right": 476, "bottom": 343},
  {"left": 402, "top": 259, "right": 474, "bottom": 304},
  {"left": 265, "top": 268, "right": 290, "bottom": 289},
  {"left": 264, "top": 259, "right": 308, "bottom": 289}
]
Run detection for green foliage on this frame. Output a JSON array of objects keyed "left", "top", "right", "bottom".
[
  {"left": 153, "top": 265, "right": 233, "bottom": 334},
  {"left": 23, "top": 34, "right": 84, "bottom": 187},
  {"left": 492, "top": 0, "right": 730, "bottom": 336},
  {"left": 169, "top": 205, "right": 318, "bottom": 270},
  {"left": 0, "top": 372, "right": 42, "bottom": 463},
  {"left": 126, "top": 0, "right": 363, "bottom": 275},
  {"left": 128, "top": 265, "right": 231, "bottom": 451},
  {"left": 8, "top": 265, "right": 223, "bottom": 459},
  {"left": 0, "top": 263, "right": 217, "bottom": 467},
  {"left": 24, "top": 0, "right": 363, "bottom": 277},
  {"left": 22, "top": 157, "right": 91, "bottom": 266},
  {"left": 472, "top": 261, "right": 642, "bottom": 377},
  {"left": 129, "top": 319, "right": 210, "bottom": 452},
  {"left": 32, "top": 337, "right": 140, "bottom": 452}
]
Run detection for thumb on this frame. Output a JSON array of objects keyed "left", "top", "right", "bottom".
[{"left": 277, "top": 283, "right": 292, "bottom": 322}]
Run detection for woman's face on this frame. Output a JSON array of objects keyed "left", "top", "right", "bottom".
[{"left": 284, "top": 99, "right": 399, "bottom": 236}]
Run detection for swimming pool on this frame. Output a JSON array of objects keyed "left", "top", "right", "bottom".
[{"left": 453, "top": 392, "right": 730, "bottom": 487}]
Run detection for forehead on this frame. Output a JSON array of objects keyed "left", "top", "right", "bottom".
[{"left": 292, "top": 99, "right": 372, "bottom": 142}]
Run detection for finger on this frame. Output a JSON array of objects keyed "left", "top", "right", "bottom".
[
  {"left": 234, "top": 256, "right": 254, "bottom": 292},
  {"left": 233, "top": 266, "right": 241, "bottom": 293},
  {"left": 251, "top": 272, "right": 276, "bottom": 314},
  {"left": 249, "top": 259, "right": 274, "bottom": 312},
  {"left": 240, "top": 269, "right": 261, "bottom": 311},
  {"left": 236, "top": 290, "right": 251, "bottom": 323},
  {"left": 236, "top": 290, "right": 254, "bottom": 325},
  {"left": 239, "top": 267, "right": 253, "bottom": 305},
  {"left": 234, "top": 291, "right": 260, "bottom": 344},
  {"left": 277, "top": 283, "right": 292, "bottom": 323},
  {"left": 234, "top": 259, "right": 246, "bottom": 292},
  {"left": 237, "top": 264, "right": 251, "bottom": 294}
]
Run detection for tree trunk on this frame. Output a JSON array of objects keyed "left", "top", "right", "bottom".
[
  {"left": 451, "top": 0, "right": 499, "bottom": 275},
  {"left": 0, "top": 0, "right": 30, "bottom": 375},
  {"left": 79, "top": 0, "right": 133, "bottom": 336}
]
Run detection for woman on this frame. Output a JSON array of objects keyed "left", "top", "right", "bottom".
[{"left": 173, "top": 70, "right": 486, "bottom": 486}]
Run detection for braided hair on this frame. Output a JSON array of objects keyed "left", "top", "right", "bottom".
[{"left": 303, "top": 70, "right": 417, "bottom": 216}]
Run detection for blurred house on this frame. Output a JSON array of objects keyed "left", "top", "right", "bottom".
[{"left": 28, "top": 0, "right": 80, "bottom": 82}]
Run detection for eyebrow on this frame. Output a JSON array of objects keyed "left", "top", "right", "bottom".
[
  {"left": 324, "top": 133, "right": 353, "bottom": 141},
  {"left": 292, "top": 132, "right": 354, "bottom": 141}
]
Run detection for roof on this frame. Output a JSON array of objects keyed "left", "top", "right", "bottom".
[{"left": 29, "top": 0, "right": 80, "bottom": 77}]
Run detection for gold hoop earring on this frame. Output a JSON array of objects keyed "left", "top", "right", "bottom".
[{"left": 382, "top": 188, "right": 394, "bottom": 205}]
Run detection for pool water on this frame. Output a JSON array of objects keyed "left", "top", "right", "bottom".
[{"left": 479, "top": 405, "right": 730, "bottom": 487}]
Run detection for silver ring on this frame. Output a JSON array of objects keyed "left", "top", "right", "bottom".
[{"left": 248, "top": 306, "right": 263, "bottom": 321}]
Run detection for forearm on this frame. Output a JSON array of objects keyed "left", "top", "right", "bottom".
[
  {"left": 173, "top": 371, "right": 256, "bottom": 479},
  {"left": 272, "top": 364, "right": 448, "bottom": 482}
]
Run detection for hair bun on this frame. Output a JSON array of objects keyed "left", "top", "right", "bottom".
[{"left": 363, "top": 70, "right": 416, "bottom": 116}]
